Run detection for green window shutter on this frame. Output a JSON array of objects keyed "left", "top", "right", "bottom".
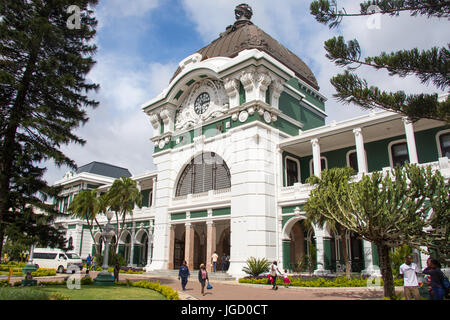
[
  {"left": 141, "top": 190, "right": 150, "bottom": 207},
  {"left": 239, "top": 82, "right": 246, "bottom": 105},
  {"left": 372, "top": 243, "right": 380, "bottom": 267}
]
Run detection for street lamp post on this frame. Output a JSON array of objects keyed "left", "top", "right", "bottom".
[{"left": 94, "top": 211, "right": 116, "bottom": 286}]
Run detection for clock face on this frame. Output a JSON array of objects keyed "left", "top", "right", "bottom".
[{"left": 194, "top": 92, "right": 210, "bottom": 115}]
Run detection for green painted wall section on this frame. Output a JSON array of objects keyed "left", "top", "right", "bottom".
[
  {"left": 171, "top": 213, "right": 186, "bottom": 220},
  {"left": 415, "top": 126, "right": 448, "bottom": 163},
  {"left": 323, "top": 238, "right": 332, "bottom": 270},
  {"left": 372, "top": 243, "right": 380, "bottom": 267},
  {"left": 286, "top": 78, "right": 325, "bottom": 110},
  {"left": 141, "top": 189, "right": 150, "bottom": 207},
  {"left": 275, "top": 117, "right": 300, "bottom": 136},
  {"left": 190, "top": 210, "right": 208, "bottom": 219},
  {"left": 282, "top": 240, "right": 291, "bottom": 271},
  {"left": 212, "top": 207, "right": 230, "bottom": 216},
  {"left": 282, "top": 205, "right": 304, "bottom": 214}
]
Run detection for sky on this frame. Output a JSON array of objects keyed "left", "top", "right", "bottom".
[{"left": 43, "top": 0, "right": 449, "bottom": 185}]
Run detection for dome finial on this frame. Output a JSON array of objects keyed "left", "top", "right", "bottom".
[{"left": 235, "top": 3, "right": 253, "bottom": 21}]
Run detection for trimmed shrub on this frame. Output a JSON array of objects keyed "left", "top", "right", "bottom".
[
  {"left": 31, "top": 268, "right": 56, "bottom": 277},
  {"left": 81, "top": 276, "right": 93, "bottom": 285},
  {"left": 129, "top": 280, "right": 179, "bottom": 300}
]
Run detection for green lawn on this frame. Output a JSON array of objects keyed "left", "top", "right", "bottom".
[{"left": 1, "top": 285, "right": 166, "bottom": 300}]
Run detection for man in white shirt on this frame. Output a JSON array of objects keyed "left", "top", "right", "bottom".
[
  {"left": 211, "top": 252, "right": 219, "bottom": 272},
  {"left": 399, "top": 255, "right": 421, "bottom": 300}
]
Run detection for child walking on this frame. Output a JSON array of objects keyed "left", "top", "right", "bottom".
[{"left": 283, "top": 269, "right": 291, "bottom": 288}]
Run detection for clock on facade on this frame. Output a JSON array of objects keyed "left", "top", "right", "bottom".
[{"left": 194, "top": 92, "right": 210, "bottom": 115}]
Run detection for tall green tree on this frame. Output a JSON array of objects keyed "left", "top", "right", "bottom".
[
  {"left": 107, "top": 177, "right": 142, "bottom": 254},
  {"left": 0, "top": 0, "right": 99, "bottom": 258},
  {"left": 305, "top": 168, "right": 355, "bottom": 279},
  {"left": 305, "top": 165, "right": 449, "bottom": 298},
  {"left": 310, "top": 0, "right": 449, "bottom": 122}
]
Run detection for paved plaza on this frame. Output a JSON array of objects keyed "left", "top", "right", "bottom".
[{"left": 1, "top": 271, "right": 402, "bottom": 300}]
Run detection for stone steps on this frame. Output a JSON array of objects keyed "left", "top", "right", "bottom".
[{"left": 145, "top": 269, "right": 236, "bottom": 281}]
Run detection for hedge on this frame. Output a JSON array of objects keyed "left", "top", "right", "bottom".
[
  {"left": 238, "top": 276, "right": 404, "bottom": 287},
  {"left": 119, "top": 280, "right": 179, "bottom": 300},
  {"left": 0, "top": 267, "right": 56, "bottom": 277}
]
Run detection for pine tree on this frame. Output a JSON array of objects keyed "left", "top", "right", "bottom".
[
  {"left": 310, "top": 0, "right": 449, "bottom": 122},
  {"left": 0, "top": 0, "right": 99, "bottom": 258}
]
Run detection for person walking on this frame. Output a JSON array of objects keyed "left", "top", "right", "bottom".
[
  {"left": 211, "top": 252, "right": 218, "bottom": 272},
  {"left": 178, "top": 260, "right": 190, "bottom": 291},
  {"left": 283, "top": 269, "right": 291, "bottom": 288},
  {"left": 198, "top": 263, "right": 209, "bottom": 296},
  {"left": 113, "top": 260, "right": 120, "bottom": 283},
  {"left": 423, "top": 258, "right": 433, "bottom": 300},
  {"left": 86, "top": 254, "right": 92, "bottom": 273},
  {"left": 269, "top": 261, "right": 282, "bottom": 290},
  {"left": 221, "top": 253, "right": 227, "bottom": 272},
  {"left": 399, "top": 254, "right": 421, "bottom": 300},
  {"left": 423, "top": 259, "right": 447, "bottom": 300}
]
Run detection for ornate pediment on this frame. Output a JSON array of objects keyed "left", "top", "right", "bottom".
[{"left": 175, "top": 79, "right": 229, "bottom": 131}]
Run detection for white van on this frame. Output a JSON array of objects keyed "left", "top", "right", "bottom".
[{"left": 32, "top": 248, "right": 83, "bottom": 273}]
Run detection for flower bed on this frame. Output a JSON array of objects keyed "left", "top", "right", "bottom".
[{"left": 239, "top": 275, "right": 404, "bottom": 287}]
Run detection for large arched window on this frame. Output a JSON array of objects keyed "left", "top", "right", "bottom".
[{"left": 175, "top": 152, "right": 231, "bottom": 196}]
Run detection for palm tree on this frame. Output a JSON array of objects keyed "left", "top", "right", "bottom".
[
  {"left": 68, "top": 189, "right": 100, "bottom": 255},
  {"left": 107, "top": 177, "right": 142, "bottom": 253},
  {"left": 305, "top": 167, "right": 355, "bottom": 279}
]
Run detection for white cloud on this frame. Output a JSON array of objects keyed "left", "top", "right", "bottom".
[{"left": 44, "top": 54, "right": 177, "bottom": 185}]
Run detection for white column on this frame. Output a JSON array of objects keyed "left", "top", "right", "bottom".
[
  {"left": 311, "top": 138, "right": 321, "bottom": 177},
  {"left": 151, "top": 177, "right": 157, "bottom": 207},
  {"left": 361, "top": 240, "right": 381, "bottom": 276},
  {"left": 314, "top": 226, "right": 329, "bottom": 275},
  {"left": 129, "top": 223, "right": 135, "bottom": 267},
  {"left": 353, "top": 128, "right": 368, "bottom": 174},
  {"left": 402, "top": 117, "right": 419, "bottom": 164}
]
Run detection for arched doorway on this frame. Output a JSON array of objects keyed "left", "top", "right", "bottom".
[
  {"left": 134, "top": 230, "right": 149, "bottom": 267},
  {"left": 216, "top": 225, "right": 230, "bottom": 270},
  {"left": 288, "top": 220, "right": 316, "bottom": 272},
  {"left": 349, "top": 231, "right": 364, "bottom": 272},
  {"left": 118, "top": 231, "right": 131, "bottom": 265}
]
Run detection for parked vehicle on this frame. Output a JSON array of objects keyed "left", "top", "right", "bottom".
[{"left": 32, "top": 248, "right": 83, "bottom": 273}]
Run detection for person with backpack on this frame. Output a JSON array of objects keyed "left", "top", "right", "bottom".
[
  {"left": 422, "top": 259, "right": 449, "bottom": 300},
  {"left": 269, "top": 261, "right": 282, "bottom": 290}
]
